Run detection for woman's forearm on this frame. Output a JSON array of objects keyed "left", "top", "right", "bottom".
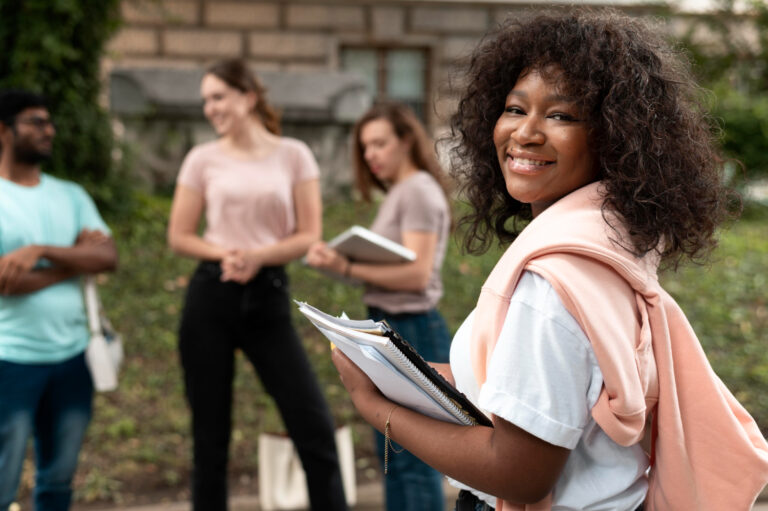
[
  {"left": 362, "top": 396, "right": 565, "bottom": 504},
  {"left": 348, "top": 261, "right": 431, "bottom": 291},
  {"left": 333, "top": 349, "right": 568, "bottom": 504},
  {"left": 168, "top": 233, "right": 227, "bottom": 261},
  {"left": 250, "top": 231, "right": 319, "bottom": 267}
]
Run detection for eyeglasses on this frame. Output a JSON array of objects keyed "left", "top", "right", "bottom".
[{"left": 16, "top": 116, "right": 55, "bottom": 130}]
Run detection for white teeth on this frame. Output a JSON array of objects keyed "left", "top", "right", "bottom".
[{"left": 514, "top": 157, "right": 549, "bottom": 166}]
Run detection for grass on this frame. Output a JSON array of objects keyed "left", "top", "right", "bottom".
[{"left": 13, "top": 193, "right": 767, "bottom": 507}]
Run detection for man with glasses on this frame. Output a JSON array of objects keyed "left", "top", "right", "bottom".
[{"left": 0, "top": 90, "right": 118, "bottom": 511}]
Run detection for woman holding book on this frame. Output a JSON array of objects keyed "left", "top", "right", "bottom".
[
  {"left": 326, "top": 9, "right": 768, "bottom": 511},
  {"left": 167, "top": 58, "right": 346, "bottom": 511},
  {"left": 306, "top": 102, "right": 452, "bottom": 511}
]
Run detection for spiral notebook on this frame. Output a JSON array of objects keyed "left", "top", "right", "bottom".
[{"left": 295, "top": 301, "right": 492, "bottom": 427}]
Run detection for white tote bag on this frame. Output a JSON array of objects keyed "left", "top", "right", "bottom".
[
  {"left": 258, "top": 425, "right": 357, "bottom": 510},
  {"left": 83, "top": 276, "right": 123, "bottom": 392}
]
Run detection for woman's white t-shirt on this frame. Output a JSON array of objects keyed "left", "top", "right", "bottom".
[{"left": 449, "top": 271, "right": 649, "bottom": 510}]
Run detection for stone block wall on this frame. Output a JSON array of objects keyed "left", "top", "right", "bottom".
[
  {"left": 106, "top": 0, "right": 669, "bottom": 193},
  {"left": 106, "top": 0, "right": 507, "bottom": 192},
  {"left": 107, "top": 0, "right": 539, "bottom": 129}
]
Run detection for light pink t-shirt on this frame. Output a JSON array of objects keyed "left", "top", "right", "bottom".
[
  {"left": 177, "top": 138, "right": 320, "bottom": 251},
  {"left": 363, "top": 171, "right": 450, "bottom": 313}
]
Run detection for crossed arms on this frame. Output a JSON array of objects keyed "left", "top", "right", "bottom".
[{"left": 0, "top": 229, "right": 118, "bottom": 295}]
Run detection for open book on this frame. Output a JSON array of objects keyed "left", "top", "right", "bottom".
[
  {"left": 328, "top": 225, "right": 416, "bottom": 264},
  {"left": 296, "top": 301, "right": 492, "bottom": 427}
]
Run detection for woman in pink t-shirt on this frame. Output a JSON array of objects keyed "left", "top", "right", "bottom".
[
  {"left": 306, "top": 102, "right": 453, "bottom": 511},
  {"left": 167, "top": 59, "right": 346, "bottom": 511}
]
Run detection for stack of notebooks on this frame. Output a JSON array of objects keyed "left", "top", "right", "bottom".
[{"left": 296, "top": 301, "right": 492, "bottom": 427}]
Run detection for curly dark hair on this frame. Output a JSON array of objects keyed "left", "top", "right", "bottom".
[{"left": 449, "top": 8, "right": 736, "bottom": 266}]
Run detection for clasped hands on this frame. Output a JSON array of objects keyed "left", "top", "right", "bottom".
[{"left": 220, "top": 249, "right": 262, "bottom": 284}]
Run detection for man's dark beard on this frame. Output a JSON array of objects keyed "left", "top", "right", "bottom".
[{"left": 12, "top": 139, "right": 52, "bottom": 165}]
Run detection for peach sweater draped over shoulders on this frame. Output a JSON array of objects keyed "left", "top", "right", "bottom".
[{"left": 470, "top": 182, "right": 768, "bottom": 510}]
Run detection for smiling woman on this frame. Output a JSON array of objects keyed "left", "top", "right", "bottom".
[
  {"left": 492, "top": 68, "right": 597, "bottom": 217},
  {"left": 166, "top": 59, "right": 347, "bottom": 511},
  {"left": 324, "top": 8, "right": 768, "bottom": 511}
]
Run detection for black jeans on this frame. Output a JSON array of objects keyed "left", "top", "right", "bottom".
[
  {"left": 455, "top": 490, "right": 494, "bottom": 511},
  {"left": 179, "top": 262, "right": 346, "bottom": 511}
]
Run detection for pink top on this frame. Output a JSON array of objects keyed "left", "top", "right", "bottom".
[
  {"left": 364, "top": 171, "right": 450, "bottom": 313},
  {"left": 177, "top": 138, "right": 319, "bottom": 251},
  {"left": 469, "top": 182, "right": 768, "bottom": 511}
]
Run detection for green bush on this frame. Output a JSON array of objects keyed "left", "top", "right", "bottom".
[
  {"left": 0, "top": 0, "right": 131, "bottom": 214},
  {"left": 679, "top": 1, "right": 768, "bottom": 182},
  {"left": 712, "top": 84, "right": 768, "bottom": 181}
]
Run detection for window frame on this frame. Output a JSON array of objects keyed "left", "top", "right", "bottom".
[{"left": 340, "top": 44, "right": 432, "bottom": 124}]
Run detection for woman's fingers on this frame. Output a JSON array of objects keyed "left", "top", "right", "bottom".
[
  {"left": 306, "top": 245, "right": 336, "bottom": 268},
  {"left": 332, "top": 348, "right": 378, "bottom": 395}
]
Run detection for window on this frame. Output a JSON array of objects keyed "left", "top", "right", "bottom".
[{"left": 341, "top": 47, "right": 429, "bottom": 121}]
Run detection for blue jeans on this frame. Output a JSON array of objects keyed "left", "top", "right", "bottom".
[
  {"left": 368, "top": 307, "right": 452, "bottom": 511},
  {"left": 0, "top": 353, "right": 93, "bottom": 511}
]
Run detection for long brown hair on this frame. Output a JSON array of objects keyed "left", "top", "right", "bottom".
[
  {"left": 352, "top": 102, "right": 450, "bottom": 204},
  {"left": 206, "top": 59, "right": 281, "bottom": 135}
]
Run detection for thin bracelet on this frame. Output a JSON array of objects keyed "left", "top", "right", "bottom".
[{"left": 383, "top": 404, "right": 403, "bottom": 474}]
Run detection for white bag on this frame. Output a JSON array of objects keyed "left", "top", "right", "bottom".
[
  {"left": 84, "top": 276, "right": 123, "bottom": 392},
  {"left": 258, "top": 425, "right": 357, "bottom": 510}
]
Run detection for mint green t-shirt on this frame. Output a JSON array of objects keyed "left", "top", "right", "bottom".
[{"left": 0, "top": 173, "right": 110, "bottom": 363}]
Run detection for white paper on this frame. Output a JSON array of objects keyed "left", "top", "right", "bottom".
[{"left": 319, "top": 327, "right": 460, "bottom": 423}]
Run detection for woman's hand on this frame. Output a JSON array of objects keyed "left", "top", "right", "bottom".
[
  {"left": 220, "top": 249, "right": 263, "bottom": 283},
  {"left": 428, "top": 362, "right": 455, "bottom": 387},
  {"left": 331, "top": 348, "right": 391, "bottom": 425},
  {"left": 304, "top": 241, "right": 327, "bottom": 266},
  {"left": 306, "top": 241, "right": 350, "bottom": 276}
]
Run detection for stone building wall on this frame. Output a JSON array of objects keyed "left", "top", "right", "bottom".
[
  {"left": 105, "top": 0, "right": 668, "bottom": 192},
  {"left": 111, "top": 1, "right": 498, "bottom": 127},
  {"left": 108, "top": 1, "right": 669, "bottom": 124}
]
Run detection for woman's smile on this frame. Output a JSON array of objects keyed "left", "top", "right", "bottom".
[
  {"left": 504, "top": 151, "right": 555, "bottom": 174},
  {"left": 493, "top": 67, "right": 598, "bottom": 216}
]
